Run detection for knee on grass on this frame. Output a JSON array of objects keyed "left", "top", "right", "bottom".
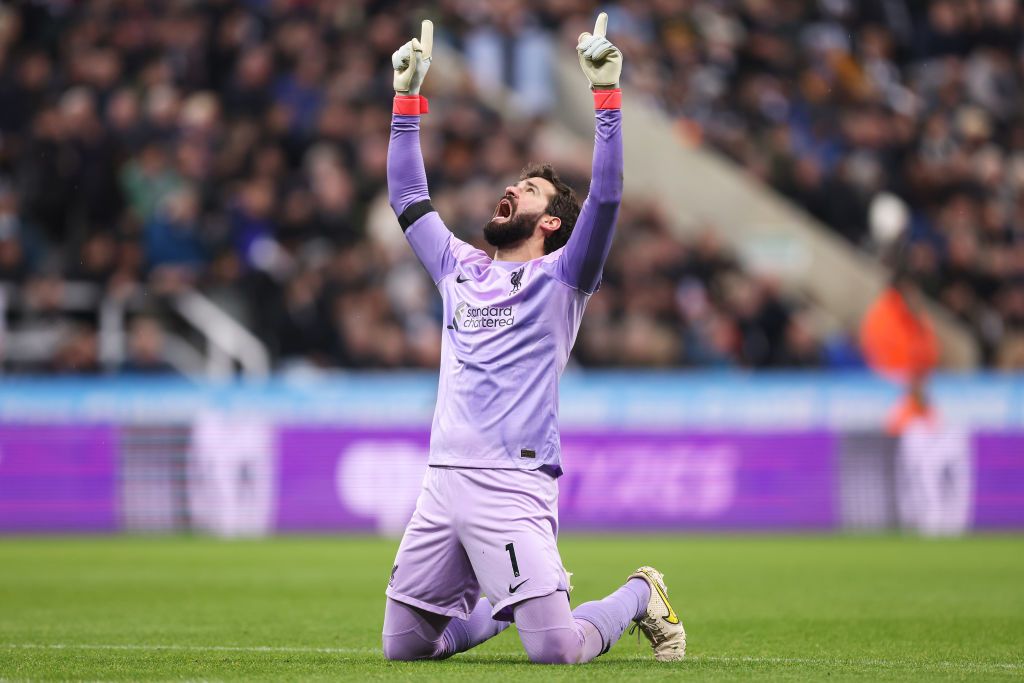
[
  {"left": 522, "top": 628, "right": 583, "bottom": 665},
  {"left": 381, "top": 632, "right": 439, "bottom": 661}
]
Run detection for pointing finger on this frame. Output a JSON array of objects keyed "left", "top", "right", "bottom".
[
  {"left": 419, "top": 19, "right": 434, "bottom": 59},
  {"left": 593, "top": 11, "right": 608, "bottom": 39}
]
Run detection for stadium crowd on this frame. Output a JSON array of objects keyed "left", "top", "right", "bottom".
[
  {"left": 7, "top": 0, "right": 1024, "bottom": 372},
  {"left": 22, "top": 0, "right": 1024, "bottom": 374},
  {"left": 439, "top": 0, "right": 1024, "bottom": 368},
  {"left": 0, "top": 0, "right": 826, "bottom": 373},
  {"left": 17, "top": 0, "right": 1024, "bottom": 372}
]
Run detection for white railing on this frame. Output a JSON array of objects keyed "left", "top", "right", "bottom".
[
  {"left": 173, "top": 290, "right": 270, "bottom": 379},
  {"left": 0, "top": 282, "right": 269, "bottom": 379}
]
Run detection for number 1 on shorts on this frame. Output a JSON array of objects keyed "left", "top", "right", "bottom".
[{"left": 504, "top": 542, "right": 520, "bottom": 577}]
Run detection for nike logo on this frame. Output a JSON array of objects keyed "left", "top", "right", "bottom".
[
  {"left": 650, "top": 578, "right": 680, "bottom": 625},
  {"left": 508, "top": 579, "right": 529, "bottom": 594},
  {"left": 456, "top": 274, "right": 470, "bottom": 283}
]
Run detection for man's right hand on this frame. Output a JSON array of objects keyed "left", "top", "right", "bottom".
[
  {"left": 393, "top": 20, "right": 434, "bottom": 95},
  {"left": 577, "top": 12, "right": 622, "bottom": 89}
]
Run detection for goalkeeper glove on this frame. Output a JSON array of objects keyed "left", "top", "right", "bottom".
[
  {"left": 393, "top": 20, "right": 434, "bottom": 95},
  {"left": 577, "top": 12, "right": 622, "bottom": 89}
]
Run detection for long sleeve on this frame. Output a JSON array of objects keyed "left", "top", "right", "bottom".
[
  {"left": 554, "top": 100, "right": 623, "bottom": 294},
  {"left": 388, "top": 114, "right": 431, "bottom": 215},
  {"left": 388, "top": 112, "right": 458, "bottom": 284}
]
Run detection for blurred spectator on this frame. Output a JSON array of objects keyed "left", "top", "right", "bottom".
[
  {"left": 460, "top": 0, "right": 557, "bottom": 115},
  {"left": 146, "top": 186, "right": 206, "bottom": 274},
  {"left": 861, "top": 274, "right": 940, "bottom": 381},
  {"left": 121, "top": 315, "right": 176, "bottom": 375},
  {"left": 272, "top": 269, "right": 335, "bottom": 369},
  {"left": 51, "top": 323, "right": 100, "bottom": 375},
  {"left": 0, "top": 186, "right": 36, "bottom": 283}
]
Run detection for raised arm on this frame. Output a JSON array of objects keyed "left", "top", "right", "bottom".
[
  {"left": 387, "top": 112, "right": 430, "bottom": 216},
  {"left": 555, "top": 13, "right": 624, "bottom": 294},
  {"left": 388, "top": 20, "right": 458, "bottom": 284}
]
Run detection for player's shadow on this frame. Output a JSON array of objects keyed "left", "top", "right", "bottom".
[{"left": 439, "top": 653, "right": 646, "bottom": 666}]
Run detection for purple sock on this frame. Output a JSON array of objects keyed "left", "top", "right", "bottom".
[
  {"left": 572, "top": 578, "right": 650, "bottom": 653},
  {"left": 439, "top": 597, "right": 510, "bottom": 656}
]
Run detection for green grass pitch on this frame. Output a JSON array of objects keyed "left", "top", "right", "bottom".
[{"left": 1, "top": 535, "right": 1022, "bottom": 681}]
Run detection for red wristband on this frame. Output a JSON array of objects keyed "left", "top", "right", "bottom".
[
  {"left": 393, "top": 95, "right": 430, "bottom": 115},
  {"left": 593, "top": 89, "right": 622, "bottom": 110}
]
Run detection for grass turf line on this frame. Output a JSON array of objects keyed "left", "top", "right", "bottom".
[{"left": 0, "top": 535, "right": 1021, "bottom": 681}]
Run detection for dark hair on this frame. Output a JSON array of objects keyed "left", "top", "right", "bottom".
[{"left": 520, "top": 163, "right": 580, "bottom": 255}]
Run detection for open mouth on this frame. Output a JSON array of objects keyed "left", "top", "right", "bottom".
[{"left": 493, "top": 196, "right": 515, "bottom": 222}]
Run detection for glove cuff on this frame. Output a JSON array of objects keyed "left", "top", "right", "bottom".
[
  {"left": 592, "top": 89, "right": 621, "bottom": 110},
  {"left": 393, "top": 95, "right": 430, "bottom": 115}
]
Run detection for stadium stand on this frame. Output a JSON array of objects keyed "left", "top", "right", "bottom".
[{"left": 9, "top": 1, "right": 1020, "bottom": 373}]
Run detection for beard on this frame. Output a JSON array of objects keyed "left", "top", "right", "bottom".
[{"left": 483, "top": 208, "right": 542, "bottom": 249}]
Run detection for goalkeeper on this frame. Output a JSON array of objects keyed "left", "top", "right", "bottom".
[{"left": 381, "top": 14, "right": 686, "bottom": 664}]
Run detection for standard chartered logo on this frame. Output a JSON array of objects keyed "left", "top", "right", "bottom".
[{"left": 447, "top": 301, "right": 515, "bottom": 331}]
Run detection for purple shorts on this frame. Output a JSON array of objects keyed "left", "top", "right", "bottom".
[{"left": 386, "top": 466, "right": 571, "bottom": 621}]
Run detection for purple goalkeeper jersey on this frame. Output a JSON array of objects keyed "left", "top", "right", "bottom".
[{"left": 388, "top": 107, "right": 622, "bottom": 475}]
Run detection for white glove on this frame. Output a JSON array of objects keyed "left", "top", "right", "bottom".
[
  {"left": 577, "top": 12, "right": 621, "bottom": 89},
  {"left": 393, "top": 20, "right": 434, "bottom": 95}
]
